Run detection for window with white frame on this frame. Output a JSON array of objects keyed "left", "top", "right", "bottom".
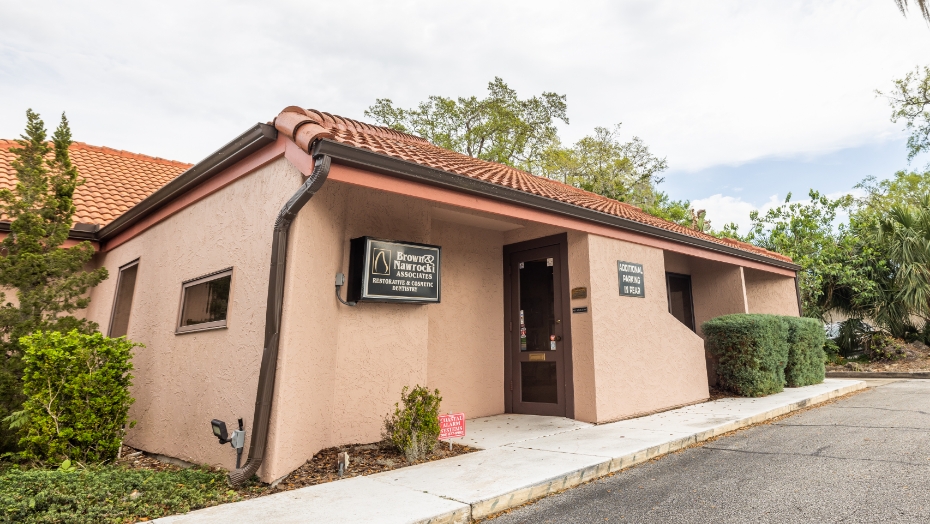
[{"left": 176, "top": 268, "right": 233, "bottom": 333}]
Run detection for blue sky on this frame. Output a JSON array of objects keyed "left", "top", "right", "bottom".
[
  {"left": 665, "top": 139, "right": 930, "bottom": 231},
  {"left": 3, "top": 0, "right": 930, "bottom": 233}
]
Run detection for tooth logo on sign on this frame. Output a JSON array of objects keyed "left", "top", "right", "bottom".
[{"left": 372, "top": 248, "right": 391, "bottom": 275}]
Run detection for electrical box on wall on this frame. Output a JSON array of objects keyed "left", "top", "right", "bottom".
[{"left": 347, "top": 236, "right": 442, "bottom": 304}]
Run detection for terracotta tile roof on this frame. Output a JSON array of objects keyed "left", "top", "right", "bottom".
[
  {"left": 274, "top": 107, "right": 792, "bottom": 264},
  {"left": 0, "top": 140, "right": 191, "bottom": 226}
]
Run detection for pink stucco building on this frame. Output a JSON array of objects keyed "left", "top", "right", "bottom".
[{"left": 2, "top": 109, "right": 800, "bottom": 483}]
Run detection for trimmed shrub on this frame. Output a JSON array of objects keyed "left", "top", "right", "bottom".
[
  {"left": 16, "top": 331, "right": 140, "bottom": 464},
  {"left": 702, "top": 314, "right": 789, "bottom": 397},
  {"left": 382, "top": 385, "right": 442, "bottom": 463},
  {"left": 784, "top": 317, "right": 826, "bottom": 387}
]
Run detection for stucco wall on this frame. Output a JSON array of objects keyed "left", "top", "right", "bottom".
[
  {"left": 427, "top": 219, "right": 504, "bottom": 418},
  {"left": 79, "top": 150, "right": 795, "bottom": 482},
  {"left": 744, "top": 268, "right": 799, "bottom": 317},
  {"left": 586, "top": 234, "right": 709, "bottom": 422},
  {"left": 264, "top": 185, "right": 511, "bottom": 481},
  {"left": 83, "top": 157, "right": 302, "bottom": 472},
  {"left": 566, "top": 231, "right": 596, "bottom": 422},
  {"left": 690, "top": 259, "right": 749, "bottom": 384}
]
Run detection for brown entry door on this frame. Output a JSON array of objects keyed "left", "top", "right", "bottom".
[{"left": 509, "top": 245, "right": 567, "bottom": 417}]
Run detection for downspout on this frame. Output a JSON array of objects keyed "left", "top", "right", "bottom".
[
  {"left": 228, "top": 154, "right": 331, "bottom": 486},
  {"left": 795, "top": 275, "right": 803, "bottom": 317}
]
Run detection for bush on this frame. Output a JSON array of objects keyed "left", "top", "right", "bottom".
[
  {"left": 16, "top": 331, "right": 140, "bottom": 464},
  {"left": 865, "top": 333, "right": 906, "bottom": 361},
  {"left": 702, "top": 314, "right": 789, "bottom": 397},
  {"left": 783, "top": 317, "right": 826, "bottom": 387},
  {"left": 382, "top": 385, "right": 442, "bottom": 463},
  {"left": 835, "top": 318, "right": 872, "bottom": 357},
  {"left": 0, "top": 465, "right": 238, "bottom": 523}
]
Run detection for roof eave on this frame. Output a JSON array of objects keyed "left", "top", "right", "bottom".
[
  {"left": 96, "top": 123, "right": 278, "bottom": 243},
  {"left": 311, "top": 139, "right": 801, "bottom": 272}
]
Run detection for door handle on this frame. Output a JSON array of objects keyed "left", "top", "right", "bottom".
[{"left": 550, "top": 335, "right": 562, "bottom": 342}]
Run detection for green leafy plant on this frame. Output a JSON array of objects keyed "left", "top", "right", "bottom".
[
  {"left": 0, "top": 465, "right": 239, "bottom": 523},
  {"left": 865, "top": 333, "right": 907, "bottom": 361},
  {"left": 702, "top": 314, "right": 789, "bottom": 397},
  {"left": 382, "top": 385, "right": 442, "bottom": 464},
  {"left": 0, "top": 110, "right": 108, "bottom": 453},
  {"left": 16, "top": 331, "right": 139, "bottom": 464},
  {"left": 835, "top": 318, "right": 872, "bottom": 357},
  {"left": 783, "top": 317, "right": 826, "bottom": 387}
]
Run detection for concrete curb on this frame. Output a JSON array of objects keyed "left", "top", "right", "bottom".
[
  {"left": 827, "top": 371, "right": 930, "bottom": 379},
  {"left": 459, "top": 379, "right": 866, "bottom": 520},
  {"left": 156, "top": 380, "right": 865, "bottom": 523}
]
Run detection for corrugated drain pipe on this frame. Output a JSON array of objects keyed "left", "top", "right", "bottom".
[{"left": 228, "top": 154, "right": 331, "bottom": 486}]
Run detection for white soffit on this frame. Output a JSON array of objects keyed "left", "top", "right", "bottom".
[{"left": 431, "top": 207, "right": 524, "bottom": 231}]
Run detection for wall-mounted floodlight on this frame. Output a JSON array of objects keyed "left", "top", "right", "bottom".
[{"left": 210, "top": 418, "right": 246, "bottom": 468}]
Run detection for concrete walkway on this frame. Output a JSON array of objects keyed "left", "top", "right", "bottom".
[{"left": 157, "top": 379, "right": 864, "bottom": 524}]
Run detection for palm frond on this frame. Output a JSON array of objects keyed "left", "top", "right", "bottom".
[{"left": 895, "top": 0, "right": 930, "bottom": 23}]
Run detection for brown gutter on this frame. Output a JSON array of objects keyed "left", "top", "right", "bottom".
[
  {"left": 311, "top": 139, "right": 801, "bottom": 273},
  {"left": 795, "top": 276, "right": 804, "bottom": 317},
  {"left": 97, "top": 124, "right": 278, "bottom": 244},
  {"left": 227, "top": 154, "right": 331, "bottom": 486},
  {"left": 0, "top": 221, "right": 99, "bottom": 241}
]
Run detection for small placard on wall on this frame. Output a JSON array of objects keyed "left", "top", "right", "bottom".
[
  {"left": 618, "top": 261, "right": 645, "bottom": 297},
  {"left": 571, "top": 287, "right": 587, "bottom": 299},
  {"left": 572, "top": 307, "right": 588, "bottom": 314}
]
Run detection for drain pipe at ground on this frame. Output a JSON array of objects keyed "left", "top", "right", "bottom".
[{"left": 228, "top": 154, "right": 331, "bottom": 486}]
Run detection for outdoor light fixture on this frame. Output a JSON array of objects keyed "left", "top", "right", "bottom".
[{"left": 210, "top": 418, "right": 246, "bottom": 468}]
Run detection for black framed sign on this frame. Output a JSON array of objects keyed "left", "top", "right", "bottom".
[
  {"left": 618, "top": 261, "right": 645, "bottom": 298},
  {"left": 348, "top": 237, "right": 441, "bottom": 303}
]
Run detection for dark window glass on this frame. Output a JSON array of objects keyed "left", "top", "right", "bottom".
[
  {"left": 521, "top": 362, "right": 558, "bottom": 403},
  {"left": 667, "top": 273, "right": 695, "bottom": 331},
  {"left": 109, "top": 262, "right": 139, "bottom": 338},
  {"left": 179, "top": 271, "right": 232, "bottom": 331},
  {"left": 519, "top": 258, "right": 555, "bottom": 352}
]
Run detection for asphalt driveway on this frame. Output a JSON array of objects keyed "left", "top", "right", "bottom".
[{"left": 488, "top": 380, "right": 930, "bottom": 523}]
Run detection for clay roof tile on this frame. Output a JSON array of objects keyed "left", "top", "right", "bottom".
[
  {"left": 273, "top": 108, "right": 791, "bottom": 264},
  {"left": 0, "top": 139, "right": 191, "bottom": 227}
]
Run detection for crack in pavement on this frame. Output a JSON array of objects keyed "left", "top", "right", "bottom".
[
  {"left": 773, "top": 423, "right": 930, "bottom": 431},
  {"left": 702, "top": 446, "right": 930, "bottom": 467}
]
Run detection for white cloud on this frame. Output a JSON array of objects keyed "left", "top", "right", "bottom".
[
  {"left": 691, "top": 194, "right": 778, "bottom": 234},
  {"left": 1, "top": 1, "right": 929, "bottom": 169},
  {"left": 694, "top": 188, "right": 868, "bottom": 234}
]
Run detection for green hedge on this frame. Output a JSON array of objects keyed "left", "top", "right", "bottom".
[
  {"left": 784, "top": 317, "right": 826, "bottom": 387},
  {"left": 702, "top": 314, "right": 789, "bottom": 397}
]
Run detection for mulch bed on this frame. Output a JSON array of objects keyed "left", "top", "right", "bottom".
[
  {"left": 708, "top": 386, "right": 738, "bottom": 401},
  {"left": 116, "top": 446, "right": 183, "bottom": 473},
  {"left": 827, "top": 340, "right": 930, "bottom": 373},
  {"left": 271, "top": 441, "right": 475, "bottom": 491},
  {"left": 116, "top": 440, "right": 476, "bottom": 498}
]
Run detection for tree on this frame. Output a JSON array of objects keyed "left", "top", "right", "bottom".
[
  {"left": 0, "top": 110, "right": 108, "bottom": 452},
  {"left": 744, "top": 190, "right": 877, "bottom": 319},
  {"left": 539, "top": 125, "right": 668, "bottom": 207},
  {"left": 866, "top": 195, "right": 930, "bottom": 334},
  {"left": 366, "top": 80, "right": 706, "bottom": 228},
  {"left": 365, "top": 77, "right": 568, "bottom": 173},
  {"left": 878, "top": 67, "right": 930, "bottom": 161}
]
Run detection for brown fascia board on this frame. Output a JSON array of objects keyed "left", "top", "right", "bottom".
[
  {"left": 0, "top": 221, "right": 98, "bottom": 241},
  {"left": 312, "top": 139, "right": 801, "bottom": 272},
  {"left": 96, "top": 123, "right": 278, "bottom": 243}
]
